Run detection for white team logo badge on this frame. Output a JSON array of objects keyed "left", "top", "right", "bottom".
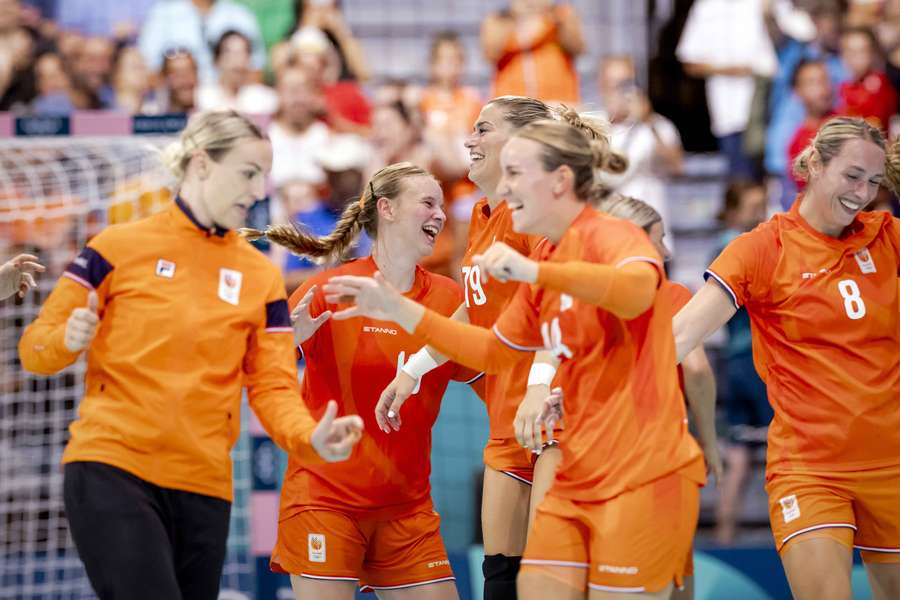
[
  {"left": 156, "top": 259, "right": 176, "bottom": 278},
  {"left": 218, "top": 269, "right": 242, "bottom": 306},
  {"left": 854, "top": 247, "right": 876, "bottom": 274},
  {"left": 779, "top": 494, "right": 801, "bottom": 524},
  {"left": 308, "top": 533, "right": 326, "bottom": 563}
]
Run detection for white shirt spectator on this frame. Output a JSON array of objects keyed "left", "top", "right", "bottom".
[
  {"left": 138, "top": 0, "right": 265, "bottom": 83},
  {"left": 603, "top": 115, "right": 682, "bottom": 234},
  {"left": 197, "top": 82, "right": 278, "bottom": 115},
  {"left": 268, "top": 119, "right": 332, "bottom": 189},
  {"left": 676, "top": 0, "right": 776, "bottom": 137}
]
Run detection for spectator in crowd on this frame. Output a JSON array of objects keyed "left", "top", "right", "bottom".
[
  {"left": 874, "top": 0, "right": 900, "bottom": 96},
  {"left": 0, "top": 0, "right": 42, "bottom": 111},
  {"left": 419, "top": 31, "right": 482, "bottom": 199},
  {"left": 138, "top": 0, "right": 265, "bottom": 83},
  {"left": 712, "top": 179, "right": 771, "bottom": 546},
  {"left": 157, "top": 49, "right": 199, "bottom": 113},
  {"left": 277, "top": 0, "right": 370, "bottom": 82},
  {"left": 269, "top": 66, "right": 330, "bottom": 190},
  {"left": 30, "top": 51, "right": 75, "bottom": 113},
  {"left": 837, "top": 26, "right": 899, "bottom": 131},
  {"left": 677, "top": 0, "right": 777, "bottom": 179},
  {"left": 314, "top": 132, "right": 372, "bottom": 256},
  {"left": 597, "top": 54, "right": 684, "bottom": 244},
  {"left": 70, "top": 36, "right": 115, "bottom": 108},
  {"left": 54, "top": 0, "right": 156, "bottom": 41},
  {"left": 284, "top": 27, "right": 371, "bottom": 135},
  {"left": 270, "top": 178, "right": 337, "bottom": 290},
  {"left": 481, "top": 0, "right": 584, "bottom": 104},
  {"left": 787, "top": 59, "right": 835, "bottom": 194},
  {"left": 111, "top": 45, "right": 158, "bottom": 114},
  {"left": 764, "top": 0, "right": 847, "bottom": 204},
  {"left": 197, "top": 30, "right": 278, "bottom": 114}
]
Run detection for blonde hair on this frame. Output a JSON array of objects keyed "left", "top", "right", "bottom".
[
  {"left": 792, "top": 116, "right": 896, "bottom": 191},
  {"left": 488, "top": 95, "right": 555, "bottom": 129},
  {"left": 513, "top": 116, "right": 629, "bottom": 200},
  {"left": 161, "top": 109, "right": 266, "bottom": 182},
  {"left": 241, "top": 162, "right": 432, "bottom": 263},
  {"left": 595, "top": 194, "right": 662, "bottom": 232}
]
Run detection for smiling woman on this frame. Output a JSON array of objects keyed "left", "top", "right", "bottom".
[
  {"left": 674, "top": 116, "right": 900, "bottom": 600},
  {"left": 17, "top": 109, "right": 364, "bottom": 600},
  {"left": 242, "top": 162, "right": 469, "bottom": 600}
]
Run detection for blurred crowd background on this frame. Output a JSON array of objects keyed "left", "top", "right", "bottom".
[{"left": 3, "top": 0, "right": 900, "bottom": 552}]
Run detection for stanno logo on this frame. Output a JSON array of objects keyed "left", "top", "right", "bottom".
[
  {"left": 363, "top": 325, "right": 398, "bottom": 335},
  {"left": 801, "top": 268, "right": 829, "bottom": 280},
  {"left": 428, "top": 560, "right": 450, "bottom": 569},
  {"left": 598, "top": 564, "right": 639, "bottom": 575}
]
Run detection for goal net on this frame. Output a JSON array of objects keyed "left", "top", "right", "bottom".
[{"left": 0, "top": 135, "right": 254, "bottom": 599}]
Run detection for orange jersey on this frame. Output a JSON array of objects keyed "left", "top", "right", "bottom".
[
  {"left": 706, "top": 208, "right": 900, "bottom": 473},
  {"left": 279, "top": 257, "right": 467, "bottom": 520},
  {"left": 18, "top": 199, "right": 319, "bottom": 501},
  {"left": 494, "top": 207, "right": 704, "bottom": 501},
  {"left": 462, "top": 198, "right": 546, "bottom": 438},
  {"left": 491, "top": 5, "right": 580, "bottom": 103}
]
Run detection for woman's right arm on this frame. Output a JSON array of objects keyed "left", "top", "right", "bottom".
[
  {"left": 19, "top": 249, "right": 107, "bottom": 374},
  {"left": 673, "top": 280, "right": 737, "bottom": 363}
]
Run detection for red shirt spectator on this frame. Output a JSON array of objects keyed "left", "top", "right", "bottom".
[
  {"left": 786, "top": 60, "right": 834, "bottom": 189},
  {"left": 837, "top": 27, "right": 899, "bottom": 131}
]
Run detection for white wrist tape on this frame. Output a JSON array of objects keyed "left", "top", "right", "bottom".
[
  {"left": 401, "top": 348, "right": 440, "bottom": 380},
  {"left": 527, "top": 362, "right": 557, "bottom": 387}
]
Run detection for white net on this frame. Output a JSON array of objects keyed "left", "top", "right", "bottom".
[{"left": 0, "top": 137, "right": 254, "bottom": 599}]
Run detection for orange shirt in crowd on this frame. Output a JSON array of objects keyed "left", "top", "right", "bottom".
[
  {"left": 462, "top": 198, "right": 546, "bottom": 439},
  {"left": 490, "top": 5, "right": 580, "bottom": 104},
  {"left": 278, "top": 256, "right": 475, "bottom": 521},
  {"left": 18, "top": 199, "right": 320, "bottom": 501},
  {"left": 706, "top": 203, "right": 900, "bottom": 473}
]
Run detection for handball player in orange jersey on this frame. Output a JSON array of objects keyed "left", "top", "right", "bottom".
[
  {"left": 595, "top": 193, "right": 720, "bottom": 600},
  {"left": 244, "top": 162, "right": 472, "bottom": 599},
  {"left": 323, "top": 115, "right": 705, "bottom": 599},
  {"left": 674, "top": 116, "right": 900, "bottom": 600},
  {"left": 373, "top": 96, "right": 624, "bottom": 599},
  {"left": 18, "top": 110, "right": 363, "bottom": 600}
]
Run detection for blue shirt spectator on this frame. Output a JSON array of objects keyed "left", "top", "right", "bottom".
[
  {"left": 138, "top": 0, "right": 265, "bottom": 82},
  {"left": 55, "top": 0, "right": 157, "bottom": 39}
]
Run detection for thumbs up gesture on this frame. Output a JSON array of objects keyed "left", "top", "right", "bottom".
[{"left": 64, "top": 291, "right": 100, "bottom": 352}]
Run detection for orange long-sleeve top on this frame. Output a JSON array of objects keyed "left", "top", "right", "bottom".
[{"left": 19, "top": 199, "right": 321, "bottom": 501}]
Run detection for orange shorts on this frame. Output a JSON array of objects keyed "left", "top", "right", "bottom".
[
  {"left": 766, "top": 465, "right": 900, "bottom": 563},
  {"left": 521, "top": 471, "right": 700, "bottom": 594},
  {"left": 270, "top": 507, "right": 455, "bottom": 590},
  {"left": 483, "top": 437, "right": 538, "bottom": 484}
]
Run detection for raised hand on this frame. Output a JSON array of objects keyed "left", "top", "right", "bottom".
[
  {"left": 472, "top": 242, "right": 538, "bottom": 284},
  {"left": 374, "top": 371, "right": 419, "bottom": 433},
  {"left": 64, "top": 291, "right": 100, "bottom": 353},
  {"left": 322, "top": 271, "right": 404, "bottom": 321},
  {"left": 311, "top": 400, "right": 364, "bottom": 462},
  {"left": 0, "top": 254, "right": 46, "bottom": 300},
  {"left": 290, "top": 285, "right": 332, "bottom": 346}
]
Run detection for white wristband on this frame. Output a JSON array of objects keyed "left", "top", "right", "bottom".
[
  {"left": 401, "top": 348, "right": 440, "bottom": 380},
  {"left": 527, "top": 362, "right": 557, "bottom": 387}
]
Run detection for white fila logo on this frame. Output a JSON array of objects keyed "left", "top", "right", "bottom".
[
  {"left": 156, "top": 259, "right": 176, "bottom": 278},
  {"left": 363, "top": 325, "right": 398, "bottom": 335}
]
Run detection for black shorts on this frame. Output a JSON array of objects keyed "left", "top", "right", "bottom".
[
  {"left": 724, "top": 352, "right": 772, "bottom": 446},
  {"left": 63, "top": 461, "right": 231, "bottom": 600}
]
